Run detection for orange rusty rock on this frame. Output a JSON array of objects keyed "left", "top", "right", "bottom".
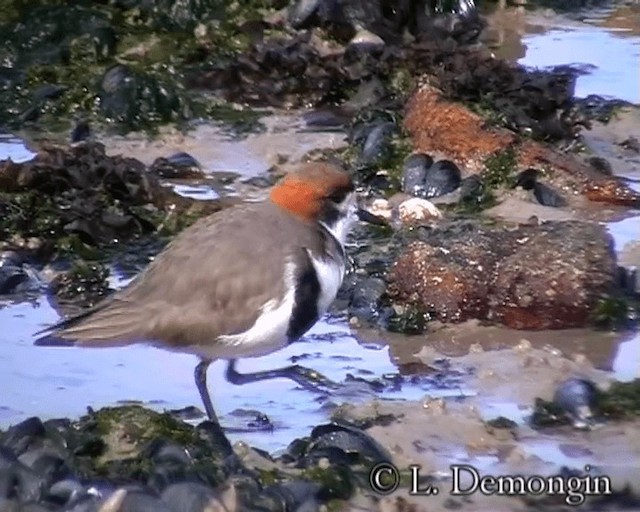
[
  {"left": 387, "top": 221, "right": 617, "bottom": 330},
  {"left": 404, "top": 86, "right": 640, "bottom": 208},
  {"left": 497, "top": 306, "right": 590, "bottom": 330},
  {"left": 583, "top": 180, "right": 640, "bottom": 206},
  {"left": 404, "top": 87, "right": 514, "bottom": 171}
]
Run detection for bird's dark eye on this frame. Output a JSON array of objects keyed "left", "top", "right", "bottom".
[{"left": 326, "top": 189, "right": 350, "bottom": 203}]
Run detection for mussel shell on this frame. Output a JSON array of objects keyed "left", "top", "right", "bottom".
[
  {"left": 553, "top": 378, "right": 597, "bottom": 428},
  {"left": 423, "top": 160, "right": 462, "bottom": 198},
  {"left": 533, "top": 183, "right": 567, "bottom": 207},
  {"left": 402, "top": 153, "right": 434, "bottom": 197}
]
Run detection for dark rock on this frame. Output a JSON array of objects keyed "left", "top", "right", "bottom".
[
  {"left": 167, "top": 406, "right": 205, "bottom": 422},
  {"left": 620, "top": 136, "right": 640, "bottom": 153},
  {"left": 161, "top": 482, "right": 233, "bottom": 512},
  {"left": 588, "top": 156, "right": 613, "bottom": 176},
  {"left": 33, "top": 85, "right": 68, "bottom": 103},
  {"left": 51, "top": 262, "right": 112, "bottom": 310},
  {"left": 149, "top": 153, "right": 203, "bottom": 180},
  {"left": 343, "top": 77, "right": 387, "bottom": 112},
  {"left": 387, "top": 220, "right": 618, "bottom": 329},
  {"left": 359, "top": 122, "right": 396, "bottom": 167},
  {"left": 302, "top": 109, "right": 350, "bottom": 130},
  {"left": 1, "top": 418, "right": 47, "bottom": 457},
  {"left": 99, "top": 65, "right": 184, "bottom": 130},
  {"left": 143, "top": 440, "right": 193, "bottom": 467},
  {"left": 262, "top": 481, "right": 322, "bottom": 511},
  {"left": 288, "top": 0, "right": 324, "bottom": 29},
  {"left": 227, "top": 409, "right": 273, "bottom": 431},
  {"left": 423, "top": 160, "right": 462, "bottom": 198},
  {"left": 0, "top": 251, "right": 30, "bottom": 295},
  {"left": 533, "top": 182, "right": 567, "bottom": 207},
  {"left": 553, "top": 378, "right": 598, "bottom": 429},
  {"left": 46, "top": 478, "right": 85, "bottom": 505},
  {"left": 0, "top": 143, "right": 224, "bottom": 264},
  {"left": 512, "top": 168, "right": 539, "bottom": 191},
  {"left": 458, "top": 174, "right": 486, "bottom": 207},
  {"left": 70, "top": 121, "right": 91, "bottom": 144},
  {"left": 6, "top": 462, "right": 48, "bottom": 503},
  {"left": 114, "top": 490, "right": 172, "bottom": 512},
  {"left": 348, "top": 276, "right": 386, "bottom": 323},
  {"left": 18, "top": 446, "right": 70, "bottom": 483},
  {"left": 513, "top": 169, "right": 566, "bottom": 207},
  {"left": 401, "top": 154, "right": 433, "bottom": 197},
  {"left": 575, "top": 94, "right": 631, "bottom": 125},
  {"left": 306, "top": 423, "right": 392, "bottom": 465}
]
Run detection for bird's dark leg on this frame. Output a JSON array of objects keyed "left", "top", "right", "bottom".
[
  {"left": 194, "top": 359, "right": 219, "bottom": 423},
  {"left": 225, "top": 359, "right": 338, "bottom": 393}
]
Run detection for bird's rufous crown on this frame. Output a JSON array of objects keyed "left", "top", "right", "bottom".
[{"left": 270, "top": 163, "right": 354, "bottom": 221}]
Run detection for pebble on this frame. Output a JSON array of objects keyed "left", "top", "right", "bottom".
[{"left": 398, "top": 197, "right": 442, "bottom": 223}]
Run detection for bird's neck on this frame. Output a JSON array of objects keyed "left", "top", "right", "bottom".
[{"left": 319, "top": 214, "right": 352, "bottom": 248}]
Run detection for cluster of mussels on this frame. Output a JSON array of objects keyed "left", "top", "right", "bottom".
[
  {"left": 0, "top": 408, "right": 392, "bottom": 512},
  {"left": 1, "top": 0, "right": 615, "bottom": 144},
  {"left": 0, "top": 142, "right": 228, "bottom": 307}
]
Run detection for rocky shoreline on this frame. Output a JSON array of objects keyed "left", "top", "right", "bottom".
[{"left": 1, "top": 0, "right": 640, "bottom": 511}]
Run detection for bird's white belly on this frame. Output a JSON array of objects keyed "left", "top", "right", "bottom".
[
  {"left": 184, "top": 255, "right": 344, "bottom": 361},
  {"left": 187, "top": 262, "right": 297, "bottom": 360}
]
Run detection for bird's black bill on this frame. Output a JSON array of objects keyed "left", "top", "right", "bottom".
[{"left": 356, "top": 208, "right": 387, "bottom": 226}]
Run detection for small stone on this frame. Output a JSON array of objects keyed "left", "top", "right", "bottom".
[
  {"left": 368, "top": 198, "right": 392, "bottom": 220},
  {"left": 398, "top": 197, "right": 442, "bottom": 224},
  {"left": 468, "top": 343, "right": 483, "bottom": 353},
  {"left": 349, "top": 29, "right": 385, "bottom": 51}
]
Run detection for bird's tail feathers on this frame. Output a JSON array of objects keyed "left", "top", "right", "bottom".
[{"left": 34, "top": 298, "right": 145, "bottom": 347}]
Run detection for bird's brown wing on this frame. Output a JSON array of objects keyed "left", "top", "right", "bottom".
[{"left": 35, "top": 202, "right": 301, "bottom": 348}]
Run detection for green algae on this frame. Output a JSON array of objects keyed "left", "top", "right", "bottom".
[
  {"left": 0, "top": 0, "right": 271, "bottom": 135},
  {"left": 481, "top": 145, "right": 519, "bottom": 190},
  {"left": 590, "top": 296, "right": 636, "bottom": 330},
  {"left": 599, "top": 379, "right": 640, "bottom": 420},
  {"left": 386, "top": 304, "right": 429, "bottom": 335},
  {"left": 53, "top": 261, "right": 112, "bottom": 308},
  {"left": 73, "top": 405, "right": 226, "bottom": 481},
  {"left": 301, "top": 465, "right": 355, "bottom": 501}
]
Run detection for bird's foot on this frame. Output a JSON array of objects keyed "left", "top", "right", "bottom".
[{"left": 225, "top": 360, "right": 339, "bottom": 394}]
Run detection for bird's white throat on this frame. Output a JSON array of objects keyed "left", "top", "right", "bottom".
[{"left": 320, "top": 192, "right": 358, "bottom": 246}]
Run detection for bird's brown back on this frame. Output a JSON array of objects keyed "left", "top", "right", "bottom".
[{"left": 45, "top": 200, "right": 331, "bottom": 348}]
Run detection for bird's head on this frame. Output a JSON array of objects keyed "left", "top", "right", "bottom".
[{"left": 270, "top": 163, "right": 384, "bottom": 244}]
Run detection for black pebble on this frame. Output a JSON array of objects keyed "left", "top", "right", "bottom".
[
  {"left": 70, "top": 121, "right": 91, "bottom": 143},
  {"left": 588, "top": 156, "right": 612, "bottom": 175},
  {"left": 161, "top": 482, "right": 225, "bottom": 512},
  {"left": 533, "top": 182, "right": 567, "bottom": 207},
  {"left": 512, "top": 168, "right": 540, "bottom": 191},
  {"left": 1, "top": 418, "right": 47, "bottom": 456},
  {"left": 553, "top": 378, "right": 598, "bottom": 428}
]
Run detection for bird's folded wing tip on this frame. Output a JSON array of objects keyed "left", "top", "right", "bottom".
[{"left": 33, "top": 332, "right": 75, "bottom": 347}]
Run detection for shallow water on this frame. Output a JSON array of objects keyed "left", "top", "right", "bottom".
[
  {"left": 490, "top": 2, "right": 640, "bottom": 104},
  {"left": 0, "top": 293, "right": 444, "bottom": 451},
  {"left": 1, "top": 6, "right": 640, "bottom": 462},
  {"left": 520, "top": 25, "right": 640, "bottom": 104}
]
